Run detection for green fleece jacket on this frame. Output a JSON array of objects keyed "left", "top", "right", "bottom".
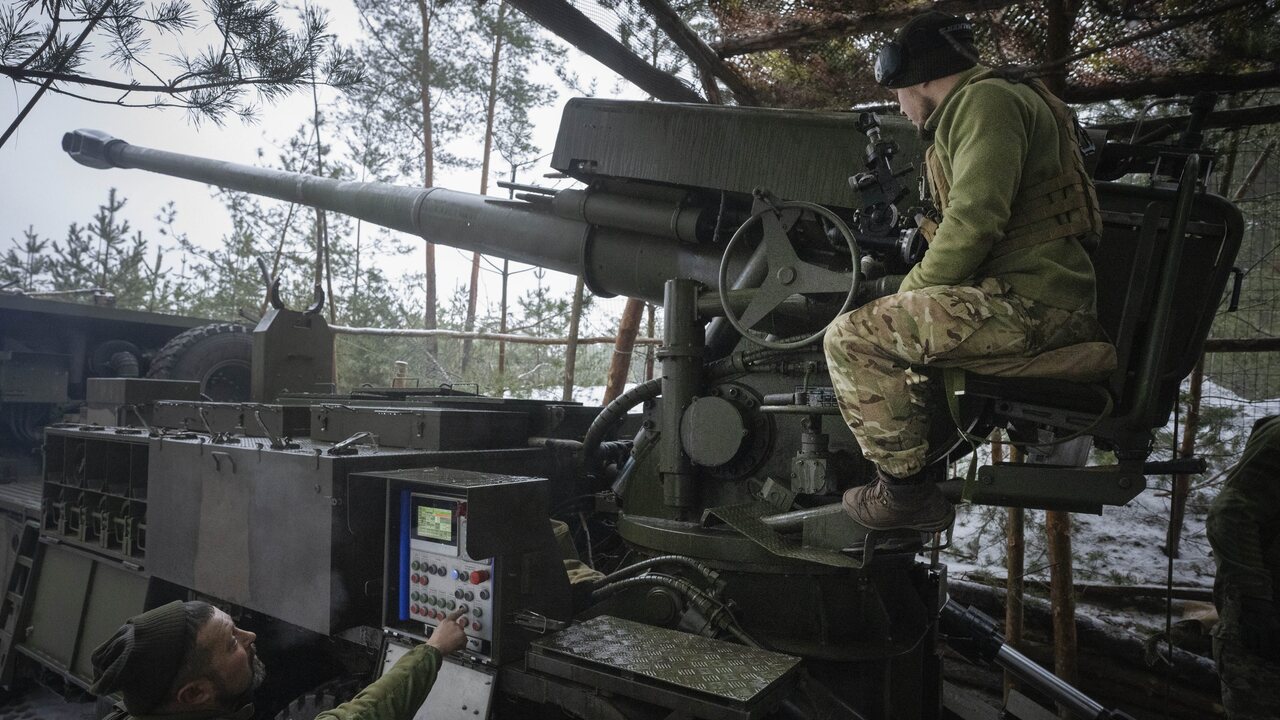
[
  {"left": 900, "top": 65, "right": 1098, "bottom": 312},
  {"left": 1208, "top": 416, "right": 1280, "bottom": 605},
  {"left": 316, "top": 644, "right": 443, "bottom": 720},
  {"left": 108, "top": 645, "right": 442, "bottom": 720}
]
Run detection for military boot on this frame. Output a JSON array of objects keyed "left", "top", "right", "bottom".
[{"left": 842, "top": 470, "right": 954, "bottom": 533}]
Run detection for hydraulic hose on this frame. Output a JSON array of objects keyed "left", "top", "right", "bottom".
[
  {"left": 581, "top": 377, "right": 662, "bottom": 468},
  {"left": 590, "top": 572, "right": 747, "bottom": 645},
  {"left": 599, "top": 554, "right": 723, "bottom": 592}
]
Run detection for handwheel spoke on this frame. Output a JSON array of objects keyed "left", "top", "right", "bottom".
[
  {"left": 718, "top": 197, "right": 860, "bottom": 350},
  {"left": 737, "top": 276, "right": 794, "bottom": 331},
  {"left": 791, "top": 263, "right": 854, "bottom": 295},
  {"left": 760, "top": 211, "right": 802, "bottom": 269}
]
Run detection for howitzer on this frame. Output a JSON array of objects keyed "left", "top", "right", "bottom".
[
  {"left": 64, "top": 102, "right": 927, "bottom": 310},
  {"left": 49, "top": 98, "right": 1242, "bottom": 719}
]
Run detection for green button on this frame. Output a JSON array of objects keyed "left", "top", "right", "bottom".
[
  {"left": 472, "top": 607, "right": 482, "bottom": 618},
  {"left": 412, "top": 561, "right": 421, "bottom": 571},
  {"left": 447, "top": 599, "right": 457, "bottom": 610},
  {"left": 411, "top": 592, "right": 420, "bottom": 601}
]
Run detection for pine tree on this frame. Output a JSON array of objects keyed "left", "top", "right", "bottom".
[
  {"left": 0, "top": 228, "right": 49, "bottom": 290},
  {"left": 345, "top": 0, "right": 481, "bottom": 357},
  {"left": 460, "top": 1, "right": 560, "bottom": 374},
  {"left": 0, "top": 1, "right": 361, "bottom": 146}
]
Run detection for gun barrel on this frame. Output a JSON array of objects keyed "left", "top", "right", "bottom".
[{"left": 62, "top": 129, "right": 728, "bottom": 301}]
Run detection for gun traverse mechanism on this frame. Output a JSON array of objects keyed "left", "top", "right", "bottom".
[{"left": 37, "top": 97, "right": 1243, "bottom": 719}]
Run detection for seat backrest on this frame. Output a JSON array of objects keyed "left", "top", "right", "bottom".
[{"left": 1092, "top": 181, "right": 1243, "bottom": 430}]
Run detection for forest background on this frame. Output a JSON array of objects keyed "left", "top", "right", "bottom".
[{"left": 2, "top": 1, "right": 1276, "bottom": 406}]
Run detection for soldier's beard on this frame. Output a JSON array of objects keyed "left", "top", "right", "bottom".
[{"left": 214, "top": 651, "right": 266, "bottom": 710}]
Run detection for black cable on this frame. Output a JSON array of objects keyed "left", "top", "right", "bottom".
[{"left": 599, "top": 554, "right": 721, "bottom": 591}]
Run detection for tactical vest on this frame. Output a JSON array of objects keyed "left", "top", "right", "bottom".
[{"left": 924, "top": 70, "right": 1102, "bottom": 258}]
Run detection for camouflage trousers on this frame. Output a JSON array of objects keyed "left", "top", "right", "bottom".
[
  {"left": 822, "top": 278, "right": 1099, "bottom": 478},
  {"left": 1214, "top": 597, "right": 1280, "bottom": 719}
]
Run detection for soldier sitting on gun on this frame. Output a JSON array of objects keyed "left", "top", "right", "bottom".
[
  {"left": 1208, "top": 415, "right": 1280, "bottom": 719},
  {"left": 89, "top": 601, "right": 467, "bottom": 719},
  {"left": 823, "top": 11, "right": 1110, "bottom": 531}
]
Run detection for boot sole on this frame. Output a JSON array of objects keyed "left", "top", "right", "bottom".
[{"left": 842, "top": 502, "right": 955, "bottom": 534}]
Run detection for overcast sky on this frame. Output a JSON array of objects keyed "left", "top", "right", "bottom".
[{"left": 0, "top": 2, "right": 643, "bottom": 323}]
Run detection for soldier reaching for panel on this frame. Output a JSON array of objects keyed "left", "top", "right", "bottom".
[
  {"left": 823, "top": 11, "right": 1112, "bottom": 532},
  {"left": 90, "top": 601, "right": 467, "bottom": 720}
]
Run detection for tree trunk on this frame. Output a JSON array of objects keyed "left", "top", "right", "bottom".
[
  {"left": 417, "top": 0, "right": 438, "bottom": 357},
  {"left": 499, "top": 259, "right": 510, "bottom": 382},
  {"left": 562, "top": 276, "right": 586, "bottom": 402},
  {"left": 1003, "top": 443, "right": 1025, "bottom": 701},
  {"left": 603, "top": 297, "right": 646, "bottom": 405},
  {"left": 947, "top": 578, "right": 1220, "bottom": 697},
  {"left": 1166, "top": 356, "right": 1204, "bottom": 558},
  {"left": 1043, "top": 0, "right": 1079, "bottom": 98},
  {"left": 462, "top": 1, "right": 508, "bottom": 374},
  {"left": 1045, "top": 510, "right": 1077, "bottom": 719}
]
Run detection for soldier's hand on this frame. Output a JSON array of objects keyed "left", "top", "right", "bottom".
[
  {"left": 426, "top": 610, "right": 468, "bottom": 656},
  {"left": 1239, "top": 597, "right": 1280, "bottom": 662}
]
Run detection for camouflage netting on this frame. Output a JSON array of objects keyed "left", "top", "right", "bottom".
[
  {"left": 567, "top": 0, "right": 1279, "bottom": 108},
  {"left": 709, "top": 0, "right": 1278, "bottom": 108}
]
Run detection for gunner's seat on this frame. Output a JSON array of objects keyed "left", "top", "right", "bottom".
[{"left": 943, "top": 154, "right": 1244, "bottom": 513}]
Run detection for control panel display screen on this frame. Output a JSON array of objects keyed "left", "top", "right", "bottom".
[
  {"left": 409, "top": 495, "right": 459, "bottom": 547},
  {"left": 417, "top": 505, "right": 452, "bottom": 542}
]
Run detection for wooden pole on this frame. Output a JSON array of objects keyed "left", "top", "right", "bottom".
[
  {"left": 1043, "top": 0, "right": 1080, "bottom": 99},
  {"left": 603, "top": 297, "right": 646, "bottom": 405},
  {"left": 417, "top": 0, "right": 438, "bottom": 358},
  {"left": 1003, "top": 441, "right": 1026, "bottom": 701},
  {"left": 1046, "top": 509, "right": 1078, "bottom": 719},
  {"left": 1165, "top": 355, "right": 1204, "bottom": 558},
  {"left": 562, "top": 276, "right": 586, "bottom": 402}
]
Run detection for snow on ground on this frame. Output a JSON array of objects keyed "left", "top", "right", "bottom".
[
  {"left": 522, "top": 384, "right": 626, "bottom": 406},
  {"left": 943, "top": 375, "right": 1280, "bottom": 634}
]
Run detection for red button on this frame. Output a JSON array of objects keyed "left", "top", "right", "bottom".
[
  {"left": 411, "top": 574, "right": 420, "bottom": 584},
  {"left": 412, "top": 605, "right": 421, "bottom": 615},
  {"left": 469, "top": 570, "right": 490, "bottom": 584},
  {"left": 472, "top": 621, "right": 482, "bottom": 631},
  {"left": 460, "top": 617, "right": 470, "bottom": 629}
]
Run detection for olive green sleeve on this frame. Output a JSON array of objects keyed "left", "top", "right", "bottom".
[
  {"left": 1208, "top": 419, "right": 1280, "bottom": 602},
  {"left": 316, "top": 644, "right": 442, "bottom": 720},
  {"left": 901, "top": 82, "right": 1030, "bottom": 291}
]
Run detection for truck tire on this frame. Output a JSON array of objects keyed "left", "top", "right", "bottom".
[
  {"left": 147, "top": 323, "right": 253, "bottom": 402},
  {"left": 272, "top": 676, "right": 362, "bottom": 720}
]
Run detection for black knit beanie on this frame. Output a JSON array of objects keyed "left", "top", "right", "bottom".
[
  {"left": 876, "top": 11, "right": 978, "bottom": 89},
  {"left": 90, "top": 601, "right": 197, "bottom": 714}
]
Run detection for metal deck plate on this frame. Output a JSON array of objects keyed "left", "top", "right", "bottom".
[
  {"left": 709, "top": 501, "right": 862, "bottom": 567},
  {"left": 531, "top": 616, "right": 799, "bottom": 703}
]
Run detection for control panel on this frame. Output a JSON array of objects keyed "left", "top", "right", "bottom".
[
  {"left": 399, "top": 492, "right": 495, "bottom": 658},
  {"left": 364, "top": 467, "right": 574, "bottom": 668}
]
